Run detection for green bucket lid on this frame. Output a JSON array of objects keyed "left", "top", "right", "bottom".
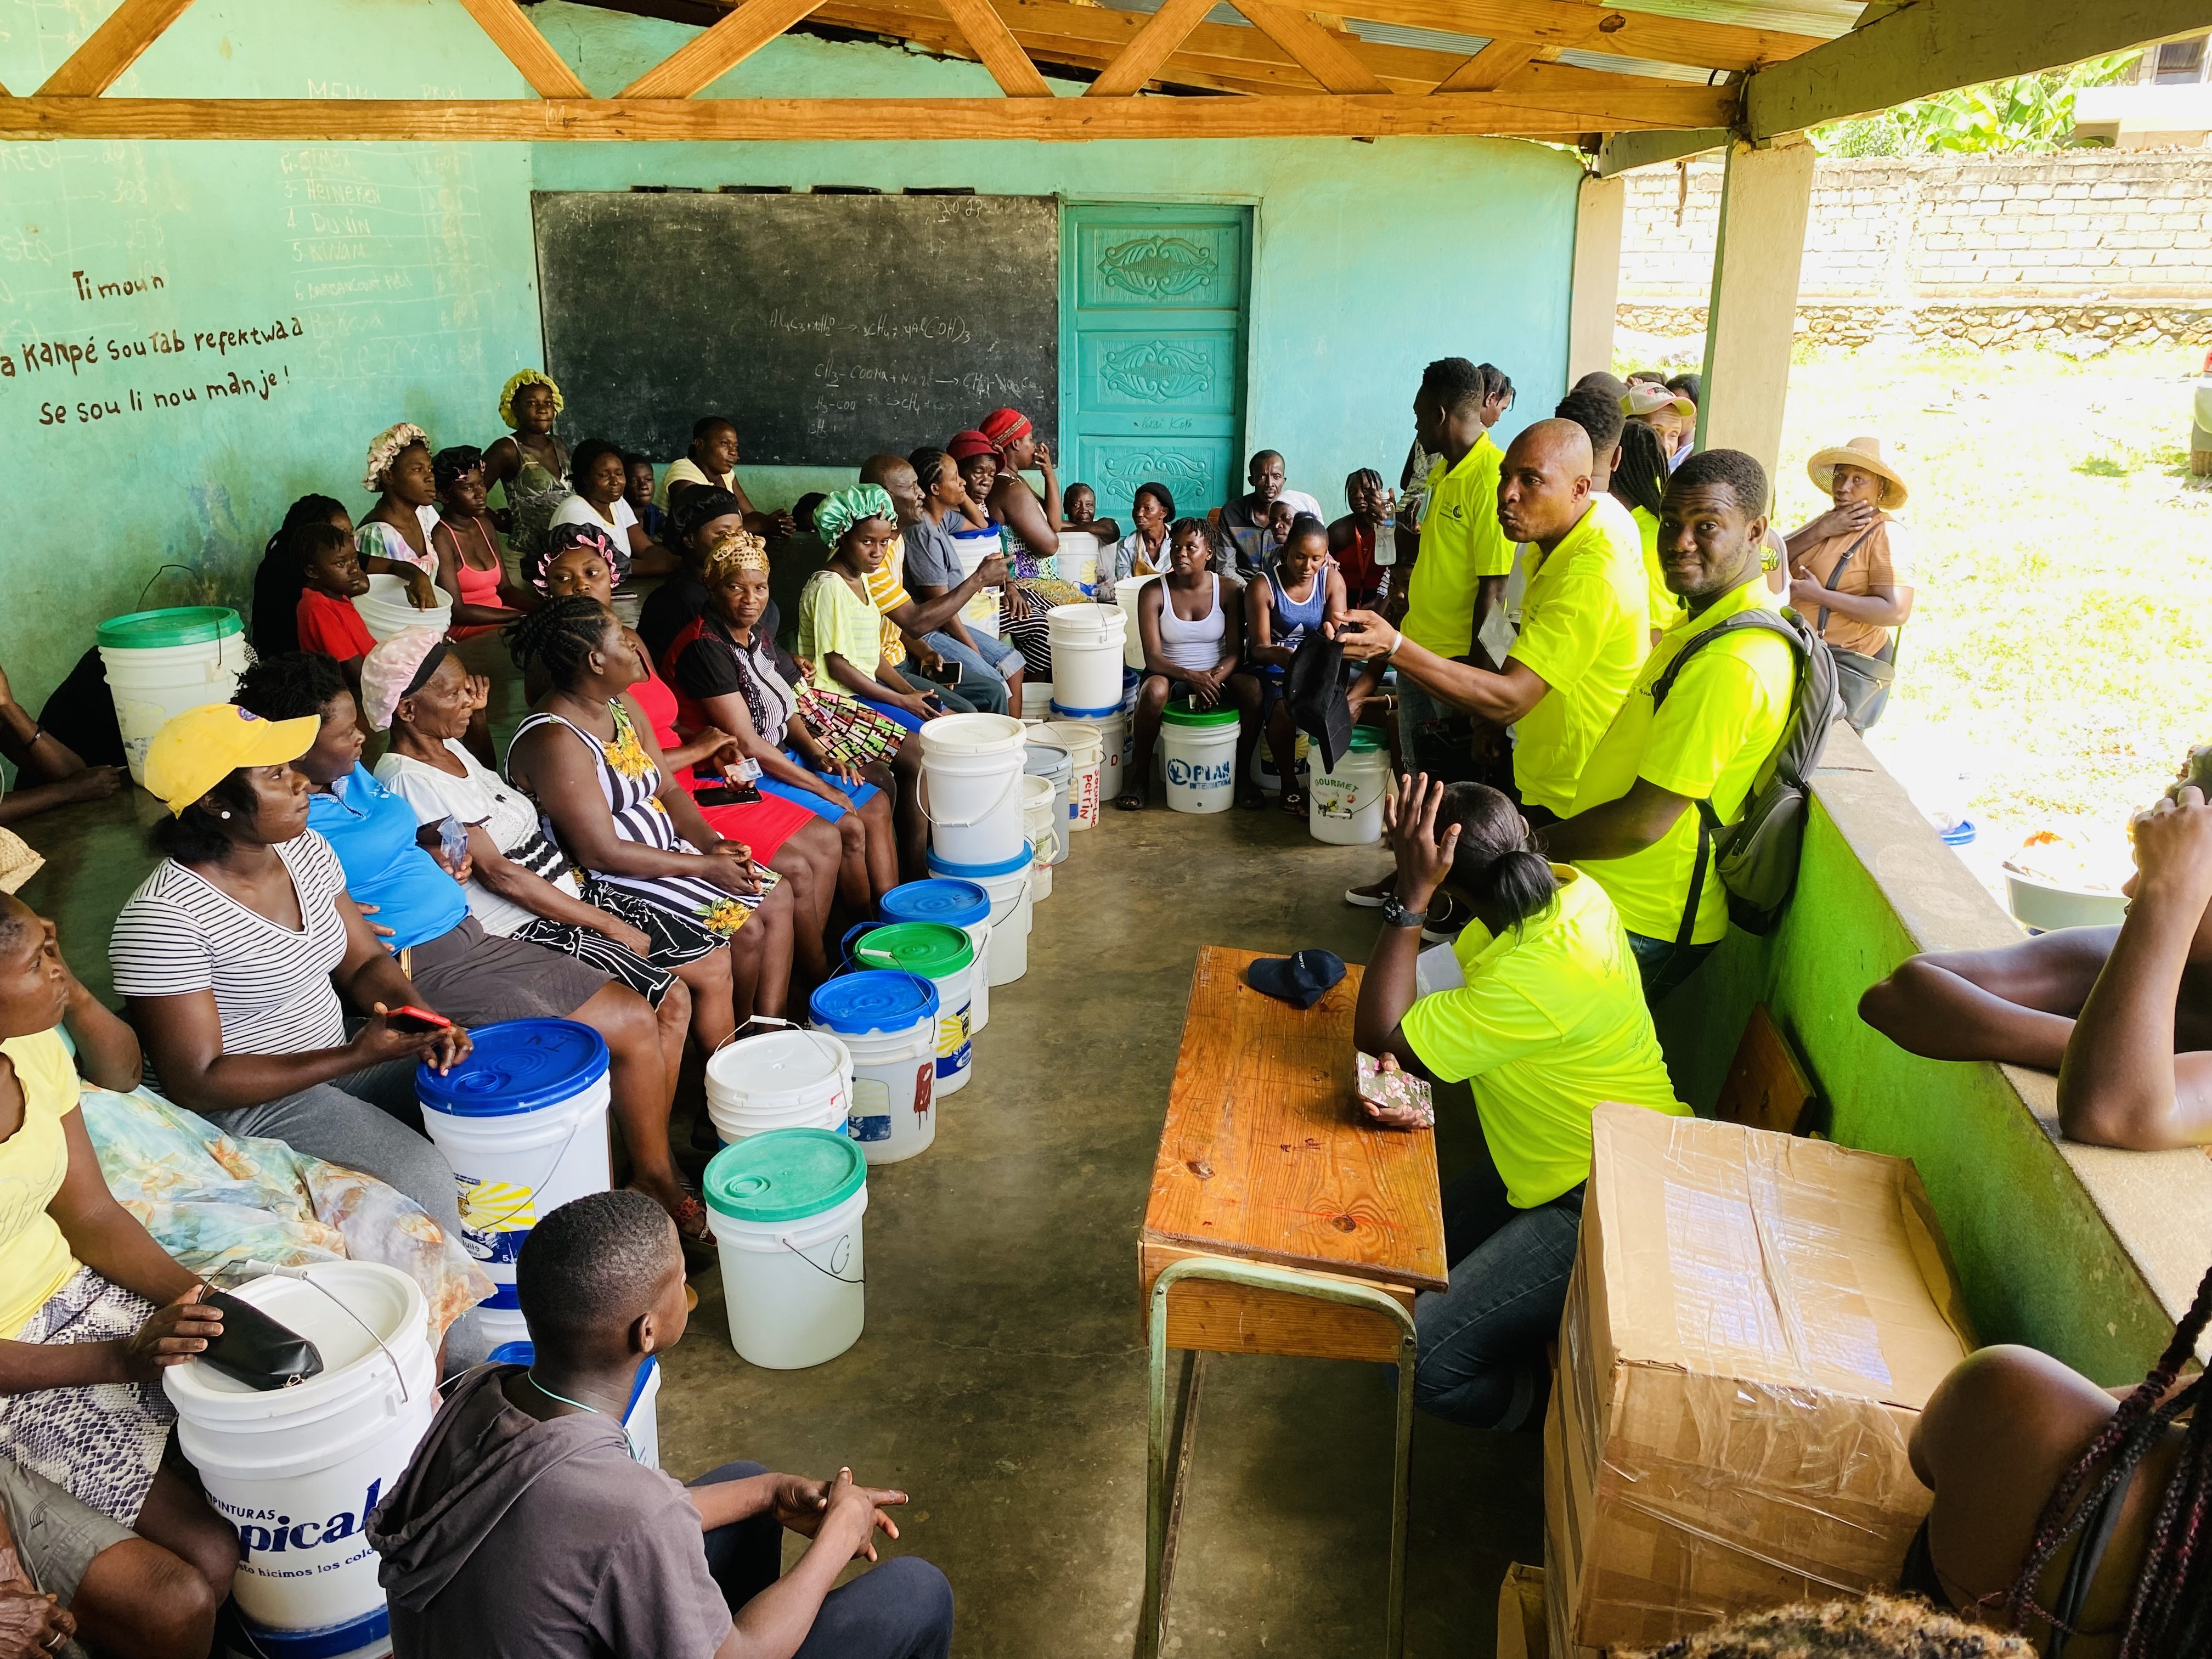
[
  {"left": 704, "top": 1128, "right": 866, "bottom": 1223},
  {"left": 853, "top": 921, "right": 974, "bottom": 978},
  {"left": 1163, "top": 698, "right": 1239, "bottom": 729},
  {"left": 1348, "top": 728, "right": 1387, "bottom": 753},
  {"left": 96, "top": 606, "right": 242, "bottom": 651}
]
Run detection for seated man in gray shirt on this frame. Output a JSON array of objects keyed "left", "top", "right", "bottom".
[{"left": 369, "top": 1192, "right": 952, "bottom": 1659}]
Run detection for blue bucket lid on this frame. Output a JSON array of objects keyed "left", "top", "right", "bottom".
[
  {"left": 416, "top": 1018, "right": 610, "bottom": 1116},
  {"left": 809, "top": 969, "right": 940, "bottom": 1036},
  {"left": 927, "top": 840, "right": 1034, "bottom": 880},
  {"left": 880, "top": 878, "right": 990, "bottom": 930},
  {"left": 705, "top": 1128, "right": 866, "bottom": 1223}
]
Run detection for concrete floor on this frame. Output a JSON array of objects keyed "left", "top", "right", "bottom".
[{"left": 24, "top": 764, "right": 1543, "bottom": 1659}]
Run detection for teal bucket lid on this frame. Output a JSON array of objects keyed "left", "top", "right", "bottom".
[
  {"left": 96, "top": 606, "right": 242, "bottom": 651},
  {"left": 1163, "top": 698, "right": 1239, "bottom": 729},
  {"left": 706, "top": 1128, "right": 866, "bottom": 1223},
  {"left": 1348, "top": 728, "right": 1387, "bottom": 753},
  {"left": 853, "top": 921, "right": 974, "bottom": 978}
]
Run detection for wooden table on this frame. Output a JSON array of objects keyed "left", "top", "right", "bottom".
[{"left": 1137, "top": 946, "right": 1447, "bottom": 1659}]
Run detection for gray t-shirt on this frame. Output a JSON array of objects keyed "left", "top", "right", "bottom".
[{"left": 901, "top": 514, "right": 964, "bottom": 592}]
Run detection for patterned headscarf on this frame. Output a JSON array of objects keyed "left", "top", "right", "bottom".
[
  {"left": 945, "top": 430, "right": 996, "bottom": 462},
  {"left": 978, "top": 408, "right": 1031, "bottom": 453},
  {"left": 364, "top": 422, "right": 429, "bottom": 491},
  {"left": 498, "top": 369, "right": 564, "bottom": 428},
  {"left": 702, "top": 528, "right": 771, "bottom": 584},
  {"left": 525, "top": 521, "right": 622, "bottom": 595},
  {"left": 359, "top": 626, "right": 449, "bottom": 733},
  {"left": 813, "top": 484, "right": 894, "bottom": 549}
]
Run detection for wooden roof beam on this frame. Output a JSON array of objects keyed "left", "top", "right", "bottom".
[
  {"left": 619, "top": 0, "right": 829, "bottom": 97},
  {"left": 1336, "top": 0, "right": 1824, "bottom": 74},
  {"left": 1084, "top": 0, "right": 1220, "bottom": 97},
  {"left": 1229, "top": 1, "right": 1391, "bottom": 94},
  {"left": 1434, "top": 38, "right": 1537, "bottom": 93},
  {"left": 37, "top": 0, "right": 197, "bottom": 98},
  {"left": 454, "top": 0, "right": 592, "bottom": 98},
  {"left": 935, "top": 0, "right": 1056, "bottom": 93}
]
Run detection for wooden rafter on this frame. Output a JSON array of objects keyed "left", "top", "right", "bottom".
[
  {"left": 454, "top": 0, "right": 592, "bottom": 98},
  {"left": 37, "top": 0, "right": 197, "bottom": 98},
  {"left": 1342, "top": 0, "right": 1821, "bottom": 74},
  {"left": 1433, "top": 38, "right": 1537, "bottom": 93},
  {"left": 0, "top": 81, "right": 1734, "bottom": 141},
  {"left": 1084, "top": 0, "right": 1217, "bottom": 98},
  {"left": 934, "top": 0, "right": 1054, "bottom": 94},
  {"left": 1229, "top": 1, "right": 1391, "bottom": 95},
  {"left": 619, "top": 0, "right": 828, "bottom": 97}
]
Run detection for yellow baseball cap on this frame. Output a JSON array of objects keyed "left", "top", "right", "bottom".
[{"left": 143, "top": 704, "right": 320, "bottom": 817}]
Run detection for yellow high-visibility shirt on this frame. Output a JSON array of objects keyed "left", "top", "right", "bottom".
[{"left": 1401, "top": 435, "right": 1510, "bottom": 660}]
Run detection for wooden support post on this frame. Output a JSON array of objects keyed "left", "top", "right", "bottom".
[
  {"left": 1695, "top": 138, "right": 1815, "bottom": 478},
  {"left": 1567, "top": 172, "right": 1624, "bottom": 386},
  {"left": 36, "top": 0, "right": 197, "bottom": 98}
]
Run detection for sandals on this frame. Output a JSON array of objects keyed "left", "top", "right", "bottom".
[
  {"left": 1240, "top": 788, "right": 1268, "bottom": 811},
  {"left": 1116, "top": 791, "right": 1147, "bottom": 812},
  {"left": 1278, "top": 789, "right": 1306, "bottom": 817}
]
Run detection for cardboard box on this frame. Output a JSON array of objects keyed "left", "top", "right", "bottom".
[
  {"left": 1496, "top": 1562, "right": 1547, "bottom": 1659},
  {"left": 1543, "top": 1390, "right": 1605, "bottom": 1659},
  {"left": 1550, "top": 1104, "right": 1976, "bottom": 1653}
]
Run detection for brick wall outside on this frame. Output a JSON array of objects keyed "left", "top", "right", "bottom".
[{"left": 1619, "top": 149, "right": 2212, "bottom": 347}]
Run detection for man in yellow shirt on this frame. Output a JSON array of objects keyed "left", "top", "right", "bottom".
[
  {"left": 660, "top": 416, "right": 795, "bottom": 539},
  {"left": 1542, "top": 449, "right": 1799, "bottom": 1001},
  {"left": 1340, "top": 419, "right": 1647, "bottom": 831}
]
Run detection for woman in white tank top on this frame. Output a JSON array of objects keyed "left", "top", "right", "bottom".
[{"left": 1120, "top": 518, "right": 1262, "bottom": 811}]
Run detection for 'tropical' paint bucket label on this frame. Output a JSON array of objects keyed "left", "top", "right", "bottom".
[
  {"left": 217, "top": 1477, "right": 384, "bottom": 1592},
  {"left": 848, "top": 1060, "right": 933, "bottom": 1144},
  {"left": 937, "top": 1007, "right": 973, "bottom": 1078},
  {"left": 453, "top": 1173, "right": 536, "bottom": 1265}
]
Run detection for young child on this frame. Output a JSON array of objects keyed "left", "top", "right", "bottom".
[
  {"left": 624, "top": 454, "right": 668, "bottom": 544},
  {"left": 292, "top": 523, "right": 377, "bottom": 685}
]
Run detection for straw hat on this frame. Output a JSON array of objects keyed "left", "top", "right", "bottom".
[{"left": 1807, "top": 435, "right": 1908, "bottom": 510}]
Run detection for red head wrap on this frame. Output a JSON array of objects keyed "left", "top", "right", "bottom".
[
  {"left": 945, "top": 430, "right": 997, "bottom": 461},
  {"left": 977, "top": 408, "right": 1031, "bottom": 452}
]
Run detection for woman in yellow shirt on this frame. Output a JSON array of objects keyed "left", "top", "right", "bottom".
[{"left": 0, "top": 892, "right": 236, "bottom": 1655}]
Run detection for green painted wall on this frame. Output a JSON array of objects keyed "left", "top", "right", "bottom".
[
  {"left": 0, "top": 0, "right": 544, "bottom": 715},
  {"left": 1654, "top": 798, "right": 2175, "bottom": 1387},
  {"left": 521, "top": 3, "right": 1581, "bottom": 512}
]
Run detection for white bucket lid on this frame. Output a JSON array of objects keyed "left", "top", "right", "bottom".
[
  {"left": 918, "top": 712, "right": 1026, "bottom": 759},
  {"left": 1045, "top": 602, "right": 1127, "bottom": 639},
  {"left": 707, "top": 1028, "right": 850, "bottom": 1111},
  {"left": 165, "top": 1262, "right": 425, "bottom": 1418}
]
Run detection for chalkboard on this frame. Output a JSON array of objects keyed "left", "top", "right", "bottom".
[{"left": 532, "top": 192, "right": 1058, "bottom": 467}]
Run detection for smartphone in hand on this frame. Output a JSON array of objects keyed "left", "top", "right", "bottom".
[
  {"left": 1356, "top": 1052, "right": 1434, "bottom": 1128},
  {"left": 387, "top": 1005, "right": 453, "bottom": 1035}
]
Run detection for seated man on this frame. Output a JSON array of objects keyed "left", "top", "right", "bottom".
[
  {"left": 1217, "top": 450, "right": 1324, "bottom": 573},
  {"left": 369, "top": 1190, "right": 952, "bottom": 1659},
  {"left": 662, "top": 417, "right": 797, "bottom": 540},
  {"left": 1352, "top": 775, "right": 1686, "bottom": 1430},
  {"left": 1860, "top": 770, "right": 2212, "bottom": 1151}
]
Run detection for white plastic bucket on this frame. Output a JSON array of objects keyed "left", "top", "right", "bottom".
[
  {"left": 706, "top": 1027, "right": 853, "bottom": 1144},
  {"left": 1040, "top": 721, "right": 1104, "bottom": 830},
  {"left": 1056, "top": 529, "right": 1102, "bottom": 588},
  {"left": 1310, "top": 737, "right": 1391, "bottom": 845},
  {"left": 1114, "top": 574, "right": 1161, "bottom": 670},
  {"left": 1254, "top": 730, "right": 1310, "bottom": 791},
  {"left": 414, "top": 1020, "right": 613, "bottom": 1345},
  {"left": 808, "top": 972, "right": 938, "bottom": 1163},
  {"left": 1023, "top": 738, "right": 1072, "bottom": 861},
  {"left": 1045, "top": 602, "right": 1127, "bottom": 716},
  {"left": 952, "top": 527, "right": 1002, "bottom": 640},
  {"left": 705, "top": 1130, "right": 868, "bottom": 1369},
  {"left": 167, "top": 1263, "right": 436, "bottom": 1640},
  {"left": 918, "top": 713, "right": 1028, "bottom": 868},
  {"left": 1022, "top": 774, "right": 1060, "bottom": 872},
  {"left": 1071, "top": 708, "right": 1133, "bottom": 809},
  {"left": 353, "top": 573, "right": 452, "bottom": 643},
  {"left": 850, "top": 923, "right": 977, "bottom": 1099},
  {"left": 877, "top": 879, "right": 993, "bottom": 1035},
  {"left": 928, "top": 844, "right": 1033, "bottom": 986},
  {"left": 1020, "top": 681, "right": 1054, "bottom": 722},
  {"left": 1160, "top": 709, "right": 1240, "bottom": 815},
  {"left": 95, "top": 607, "right": 250, "bottom": 787}
]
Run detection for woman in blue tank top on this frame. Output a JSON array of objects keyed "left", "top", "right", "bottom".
[{"left": 1231, "top": 515, "right": 1345, "bottom": 814}]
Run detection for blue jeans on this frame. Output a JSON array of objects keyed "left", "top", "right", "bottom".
[
  {"left": 692, "top": 1462, "right": 953, "bottom": 1659},
  {"left": 1412, "top": 1165, "right": 1584, "bottom": 1431},
  {"left": 1626, "top": 929, "right": 1718, "bottom": 1003},
  {"left": 924, "top": 628, "right": 1020, "bottom": 716}
]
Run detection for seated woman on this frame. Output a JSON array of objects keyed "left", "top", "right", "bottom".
[
  {"left": 251, "top": 493, "right": 350, "bottom": 659},
  {"left": 1060, "top": 481, "right": 1121, "bottom": 546},
  {"left": 1903, "top": 1246, "right": 2212, "bottom": 1655},
  {"left": 1861, "top": 776, "right": 2212, "bottom": 1152},
  {"left": 636, "top": 486, "right": 753, "bottom": 665},
  {"left": 1326, "top": 469, "right": 1391, "bottom": 613},
  {"left": 1353, "top": 776, "right": 1686, "bottom": 1429},
  {"left": 357, "top": 423, "right": 444, "bottom": 613},
  {"left": 624, "top": 453, "right": 667, "bottom": 544},
  {"left": 1229, "top": 516, "right": 1345, "bottom": 816},
  {"left": 1097, "top": 481, "right": 1176, "bottom": 603},
  {"left": 505, "top": 598, "right": 797, "bottom": 1042},
  {"left": 233, "top": 653, "right": 705, "bottom": 1245},
  {"left": 798, "top": 488, "right": 941, "bottom": 879},
  {"left": 1120, "top": 518, "right": 1255, "bottom": 813},
  {"left": 1, "top": 890, "right": 238, "bottom": 1659},
  {"left": 526, "top": 531, "right": 840, "bottom": 990},
  {"left": 0, "top": 658, "right": 123, "bottom": 827},
  {"left": 664, "top": 528, "right": 904, "bottom": 910},
  {"left": 480, "top": 371, "right": 569, "bottom": 585},
  {"left": 110, "top": 702, "right": 487, "bottom": 1352},
  {"left": 551, "top": 438, "right": 678, "bottom": 610},
  {"left": 429, "top": 444, "right": 523, "bottom": 640}
]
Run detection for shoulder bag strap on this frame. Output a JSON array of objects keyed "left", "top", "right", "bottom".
[
  {"left": 1674, "top": 799, "right": 1724, "bottom": 953},
  {"left": 1813, "top": 524, "right": 1881, "bottom": 636}
]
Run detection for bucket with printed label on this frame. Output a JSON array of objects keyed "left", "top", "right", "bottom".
[
  {"left": 927, "top": 843, "right": 1033, "bottom": 985},
  {"left": 705, "top": 1130, "right": 868, "bottom": 1369},
  {"left": 414, "top": 1019, "right": 613, "bottom": 1346},
  {"left": 1039, "top": 720, "right": 1105, "bottom": 830},
  {"left": 879, "top": 879, "right": 992, "bottom": 1034},
  {"left": 849, "top": 922, "right": 977, "bottom": 1098},
  {"left": 808, "top": 971, "right": 938, "bottom": 1163},
  {"left": 705, "top": 1026, "right": 853, "bottom": 1145},
  {"left": 1160, "top": 699, "right": 1240, "bottom": 814},
  {"left": 168, "top": 1263, "right": 436, "bottom": 1649},
  {"left": 1310, "top": 729, "right": 1391, "bottom": 845},
  {"left": 97, "top": 606, "right": 250, "bottom": 787},
  {"left": 918, "top": 713, "right": 1028, "bottom": 868}
]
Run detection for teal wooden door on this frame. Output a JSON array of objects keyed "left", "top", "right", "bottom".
[{"left": 1060, "top": 204, "right": 1251, "bottom": 527}]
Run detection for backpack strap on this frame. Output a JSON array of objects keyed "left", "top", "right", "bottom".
[
  {"left": 1674, "top": 799, "right": 1724, "bottom": 953},
  {"left": 1812, "top": 524, "right": 1881, "bottom": 637}
]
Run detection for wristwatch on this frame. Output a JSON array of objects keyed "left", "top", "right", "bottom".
[{"left": 1381, "top": 893, "right": 1428, "bottom": 930}]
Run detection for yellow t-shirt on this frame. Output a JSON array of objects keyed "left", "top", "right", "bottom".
[
  {"left": 797, "top": 568, "right": 887, "bottom": 697},
  {"left": 1, "top": 1029, "right": 83, "bottom": 1338},
  {"left": 1502, "top": 497, "right": 1649, "bottom": 816},
  {"left": 1632, "top": 505, "right": 1685, "bottom": 636},
  {"left": 657, "top": 456, "right": 735, "bottom": 509},
  {"left": 1401, "top": 434, "right": 1510, "bottom": 659},
  {"left": 1399, "top": 869, "right": 1686, "bottom": 1208},
  {"left": 1570, "top": 574, "right": 1797, "bottom": 945},
  {"left": 866, "top": 537, "right": 913, "bottom": 668}
]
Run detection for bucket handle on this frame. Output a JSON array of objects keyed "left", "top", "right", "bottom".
[
  {"left": 239, "top": 1262, "right": 415, "bottom": 1408},
  {"left": 452, "top": 1109, "right": 591, "bottom": 1240},
  {"left": 778, "top": 1231, "right": 865, "bottom": 1286},
  {"left": 916, "top": 761, "right": 1023, "bottom": 831},
  {"left": 715, "top": 1013, "right": 850, "bottom": 1079}
]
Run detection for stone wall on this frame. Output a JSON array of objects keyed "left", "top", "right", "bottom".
[{"left": 1620, "top": 150, "right": 2212, "bottom": 347}]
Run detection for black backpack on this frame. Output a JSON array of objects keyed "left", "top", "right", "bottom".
[{"left": 1649, "top": 607, "right": 1842, "bottom": 945}]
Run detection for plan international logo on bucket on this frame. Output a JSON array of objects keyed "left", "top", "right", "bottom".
[
  {"left": 220, "top": 1477, "right": 385, "bottom": 1576},
  {"left": 1166, "top": 755, "right": 1233, "bottom": 790}
]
